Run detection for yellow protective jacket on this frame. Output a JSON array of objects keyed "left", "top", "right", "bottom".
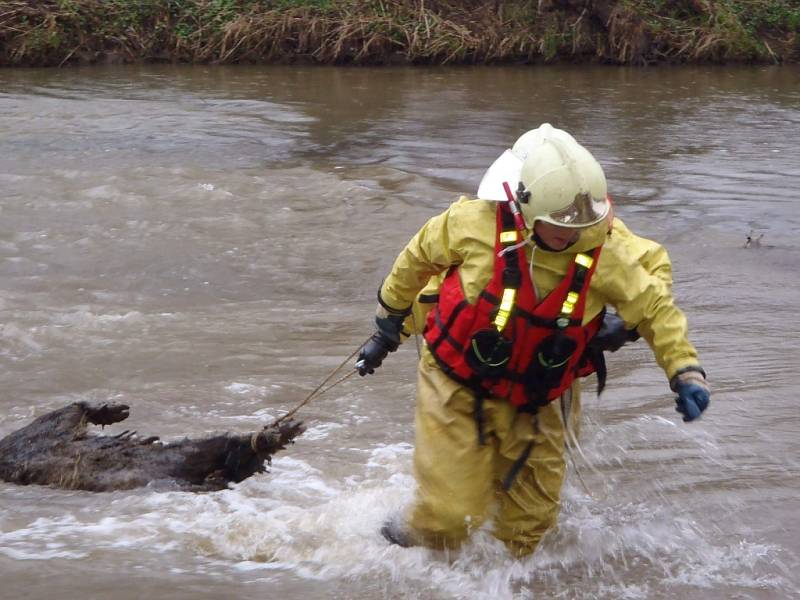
[{"left": 380, "top": 197, "right": 699, "bottom": 381}]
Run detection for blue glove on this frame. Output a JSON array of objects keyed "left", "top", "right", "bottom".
[{"left": 670, "top": 368, "right": 710, "bottom": 422}]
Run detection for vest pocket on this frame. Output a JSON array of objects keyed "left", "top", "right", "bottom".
[
  {"left": 465, "top": 328, "right": 512, "bottom": 378},
  {"left": 521, "top": 333, "right": 578, "bottom": 405}
]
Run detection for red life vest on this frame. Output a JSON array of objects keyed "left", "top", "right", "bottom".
[{"left": 423, "top": 203, "right": 603, "bottom": 409}]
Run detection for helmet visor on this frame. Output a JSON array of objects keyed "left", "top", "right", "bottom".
[
  {"left": 546, "top": 192, "right": 610, "bottom": 227},
  {"left": 476, "top": 149, "right": 523, "bottom": 201}
]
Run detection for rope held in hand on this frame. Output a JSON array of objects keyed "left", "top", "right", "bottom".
[{"left": 269, "top": 334, "right": 372, "bottom": 427}]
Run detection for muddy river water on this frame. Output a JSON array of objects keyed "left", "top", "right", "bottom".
[{"left": 0, "top": 64, "right": 799, "bottom": 599}]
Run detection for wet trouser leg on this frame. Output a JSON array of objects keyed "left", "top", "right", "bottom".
[
  {"left": 492, "top": 385, "right": 581, "bottom": 557},
  {"left": 406, "top": 351, "right": 579, "bottom": 556},
  {"left": 407, "top": 353, "right": 496, "bottom": 550}
]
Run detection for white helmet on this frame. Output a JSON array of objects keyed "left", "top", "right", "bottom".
[
  {"left": 477, "top": 123, "right": 610, "bottom": 229},
  {"left": 511, "top": 123, "right": 579, "bottom": 161}
]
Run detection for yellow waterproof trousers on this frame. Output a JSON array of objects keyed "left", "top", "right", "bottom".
[{"left": 407, "top": 351, "right": 581, "bottom": 557}]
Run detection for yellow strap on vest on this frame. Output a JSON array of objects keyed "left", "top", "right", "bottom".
[
  {"left": 575, "top": 252, "right": 593, "bottom": 269},
  {"left": 494, "top": 288, "right": 516, "bottom": 331},
  {"left": 557, "top": 253, "right": 593, "bottom": 322},
  {"left": 560, "top": 291, "right": 579, "bottom": 315},
  {"left": 500, "top": 230, "right": 519, "bottom": 244},
  {"left": 493, "top": 227, "right": 522, "bottom": 332},
  {"left": 496, "top": 232, "right": 594, "bottom": 332}
]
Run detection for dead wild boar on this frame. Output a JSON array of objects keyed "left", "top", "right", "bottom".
[{"left": 0, "top": 402, "right": 303, "bottom": 492}]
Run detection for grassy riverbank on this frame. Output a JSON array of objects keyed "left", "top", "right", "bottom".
[{"left": 1, "top": 0, "right": 798, "bottom": 67}]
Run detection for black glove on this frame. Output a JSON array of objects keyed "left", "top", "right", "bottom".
[
  {"left": 356, "top": 314, "right": 404, "bottom": 376},
  {"left": 589, "top": 311, "right": 639, "bottom": 353}
]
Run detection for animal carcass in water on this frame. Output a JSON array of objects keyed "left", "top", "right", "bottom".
[{"left": 0, "top": 402, "right": 303, "bottom": 492}]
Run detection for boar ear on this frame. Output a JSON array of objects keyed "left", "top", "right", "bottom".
[{"left": 85, "top": 403, "right": 130, "bottom": 426}]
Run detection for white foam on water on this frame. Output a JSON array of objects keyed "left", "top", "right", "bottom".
[
  {"left": 0, "top": 323, "right": 44, "bottom": 355},
  {"left": 0, "top": 545, "right": 87, "bottom": 561},
  {"left": 52, "top": 310, "right": 145, "bottom": 329},
  {"left": 225, "top": 382, "right": 269, "bottom": 396},
  {"left": 159, "top": 435, "right": 791, "bottom": 598},
  {"left": 366, "top": 442, "right": 414, "bottom": 466},
  {"left": 0, "top": 433, "right": 791, "bottom": 599},
  {"left": 191, "top": 181, "right": 233, "bottom": 198},
  {"left": 301, "top": 421, "right": 346, "bottom": 441},
  {"left": 0, "top": 515, "right": 90, "bottom": 560}
]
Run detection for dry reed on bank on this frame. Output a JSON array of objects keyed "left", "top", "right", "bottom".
[{"left": 0, "top": 0, "right": 797, "bottom": 67}]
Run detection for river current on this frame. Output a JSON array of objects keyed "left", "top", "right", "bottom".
[{"left": 0, "top": 64, "right": 798, "bottom": 599}]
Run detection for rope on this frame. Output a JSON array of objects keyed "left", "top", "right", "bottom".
[
  {"left": 268, "top": 334, "right": 372, "bottom": 427},
  {"left": 557, "top": 388, "right": 607, "bottom": 500},
  {"left": 410, "top": 312, "right": 422, "bottom": 360}
]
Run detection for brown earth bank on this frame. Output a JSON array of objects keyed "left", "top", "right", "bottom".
[{"left": 0, "top": 0, "right": 798, "bottom": 67}]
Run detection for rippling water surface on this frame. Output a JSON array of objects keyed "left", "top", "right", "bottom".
[{"left": 0, "top": 64, "right": 798, "bottom": 599}]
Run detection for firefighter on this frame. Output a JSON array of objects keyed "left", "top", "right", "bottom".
[{"left": 356, "top": 124, "right": 709, "bottom": 557}]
